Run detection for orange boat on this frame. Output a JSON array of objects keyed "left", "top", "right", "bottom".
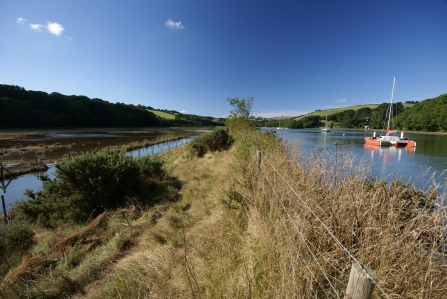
[{"left": 365, "top": 77, "right": 416, "bottom": 148}]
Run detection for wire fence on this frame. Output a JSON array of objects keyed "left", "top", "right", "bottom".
[{"left": 248, "top": 144, "right": 393, "bottom": 298}]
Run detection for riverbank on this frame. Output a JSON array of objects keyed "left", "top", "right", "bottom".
[{"left": 0, "top": 127, "right": 210, "bottom": 176}]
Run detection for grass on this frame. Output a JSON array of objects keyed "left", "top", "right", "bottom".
[
  {"left": 148, "top": 110, "right": 176, "bottom": 119},
  {"left": 0, "top": 126, "right": 445, "bottom": 298}
]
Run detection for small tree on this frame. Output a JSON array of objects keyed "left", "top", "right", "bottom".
[{"left": 226, "top": 97, "right": 255, "bottom": 132}]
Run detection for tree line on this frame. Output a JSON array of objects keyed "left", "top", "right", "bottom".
[
  {"left": 0, "top": 84, "right": 224, "bottom": 128},
  {"left": 263, "top": 93, "right": 447, "bottom": 132}
]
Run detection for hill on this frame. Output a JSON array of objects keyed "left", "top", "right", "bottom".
[
  {"left": 294, "top": 103, "right": 414, "bottom": 120},
  {"left": 263, "top": 101, "right": 435, "bottom": 130},
  {"left": 0, "top": 84, "right": 224, "bottom": 128},
  {"left": 398, "top": 93, "right": 447, "bottom": 131}
]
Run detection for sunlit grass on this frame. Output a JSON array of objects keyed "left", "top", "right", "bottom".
[{"left": 148, "top": 109, "right": 176, "bottom": 119}]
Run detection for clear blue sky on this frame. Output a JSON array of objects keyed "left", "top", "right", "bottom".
[{"left": 1, "top": 1, "right": 447, "bottom": 118}]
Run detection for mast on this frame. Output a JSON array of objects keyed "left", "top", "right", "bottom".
[{"left": 386, "top": 77, "right": 396, "bottom": 133}]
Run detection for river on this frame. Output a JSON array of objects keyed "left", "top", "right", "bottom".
[
  {"left": 270, "top": 128, "right": 447, "bottom": 192},
  {"left": 0, "top": 135, "right": 197, "bottom": 211}
]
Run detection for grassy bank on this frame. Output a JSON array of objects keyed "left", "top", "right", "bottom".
[{"left": 0, "top": 127, "right": 445, "bottom": 298}]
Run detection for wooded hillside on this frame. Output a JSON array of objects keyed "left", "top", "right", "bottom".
[
  {"left": 398, "top": 94, "right": 447, "bottom": 131},
  {"left": 264, "top": 94, "right": 447, "bottom": 132},
  {"left": 0, "top": 84, "right": 224, "bottom": 128}
]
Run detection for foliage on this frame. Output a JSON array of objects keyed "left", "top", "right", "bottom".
[
  {"left": 14, "top": 151, "right": 175, "bottom": 227},
  {"left": 285, "top": 115, "right": 321, "bottom": 128},
  {"left": 227, "top": 96, "right": 254, "bottom": 119},
  {"left": 398, "top": 94, "right": 447, "bottom": 131},
  {"left": 0, "top": 84, "right": 224, "bottom": 128},
  {"left": 225, "top": 97, "right": 257, "bottom": 131},
  {"left": 189, "top": 128, "right": 234, "bottom": 157}
]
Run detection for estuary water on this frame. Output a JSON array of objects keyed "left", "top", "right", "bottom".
[
  {"left": 0, "top": 135, "right": 197, "bottom": 211},
  {"left": 269, "top": 128, "right": 447, "bottom": 193}
]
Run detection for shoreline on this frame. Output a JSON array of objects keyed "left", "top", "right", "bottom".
[{"left": 0, "top": 127, "right": 210, "bottom": 176}]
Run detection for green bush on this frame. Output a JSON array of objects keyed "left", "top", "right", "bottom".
[
  {"left": 0, "top": 220, "right": 35, "bottom": 277},
  {"left": 189, "top": 128, "right": 234, "bottom": 157},
  {"left": 15, "top": 151, "right": 176, "bottom": 227}
]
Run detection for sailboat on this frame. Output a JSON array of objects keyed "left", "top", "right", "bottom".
[
  {"left": 322, "top": 115, "right": 331, "bottom": 132},
  {"left": 276, "top": 120, "right": 282, "bottom": 130},
  {"left": 365, "top": 77, "right": 416, "bottom": 147}
]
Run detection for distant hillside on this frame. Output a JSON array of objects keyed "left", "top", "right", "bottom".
[
  {"left": 398, "top": 94, "right": 447, "bottom": 131},
  {"left": 294, "top": 103, "right": 414, "bottom": 120},
  {"left": 0, "top": 84, "right": 224, "bottom": 128},
  {"left": 262, "top": 98, "right": 447, "bottom": 131}
]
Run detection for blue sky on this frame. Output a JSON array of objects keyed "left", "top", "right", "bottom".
[{"left": 1, "top": 1, "right": 447, "bottom": 118}]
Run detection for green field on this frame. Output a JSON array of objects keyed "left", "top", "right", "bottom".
[
  {"left": 295, "top": 103, "right": 414, "bottom": 120},
  {"left": 148, "top": 110, "right": 176, "bottom": 120}
]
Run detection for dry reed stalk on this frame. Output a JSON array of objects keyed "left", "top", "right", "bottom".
[{"left": 229, "top": 130, "right": 447, "bottom": 298}]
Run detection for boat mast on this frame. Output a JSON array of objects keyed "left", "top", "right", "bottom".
[{"left": 387, "top": 77, "right": 396, "bottom": 132}]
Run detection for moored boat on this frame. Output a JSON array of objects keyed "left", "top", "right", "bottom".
[
  {"left": 321, "top": 115, "right": 331, "bottom": 133},
  {"left": 365, "top": 77, "right": 416, "bottom": 148}
]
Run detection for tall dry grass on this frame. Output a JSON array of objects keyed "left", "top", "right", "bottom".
[{"left": 227, "top": 129, "right": 447, "bottom": 298}]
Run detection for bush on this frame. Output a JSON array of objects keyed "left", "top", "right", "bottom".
[
  {"left": 189, "top": 128, "right": 234, "bottom": 157},
  {"left": 15, "top": 151, "right": 176, "bottom": 227},
  {"left": 0, "top": 220, "right": 35, "bottom": 277}
]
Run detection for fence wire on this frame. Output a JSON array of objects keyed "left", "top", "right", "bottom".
[{"left": 251, "top": 145, "right": 391, "bottom": 299}]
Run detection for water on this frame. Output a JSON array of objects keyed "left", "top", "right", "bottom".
[
  {"left": 0, "top": 135, "right": 198, "bottom": 211},
  {"left": 2, "top": 129, "right": 447, "bottom": 211},
  {"left": 270, "top": 128, "right": 447, "bottom": 192}
]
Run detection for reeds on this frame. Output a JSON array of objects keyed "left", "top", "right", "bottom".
[{"left": 226, "top": 130, "right": 447, "bottom": 298}]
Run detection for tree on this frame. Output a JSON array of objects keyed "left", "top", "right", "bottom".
[
  {"left": 226, "top": 97, "right": 255, "bottom": 132},
  {"left": 227, "top": 97, "right": 254, "bottom": 119}
]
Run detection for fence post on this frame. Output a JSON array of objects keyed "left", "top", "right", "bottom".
[
  {"left": 1, "top": 195, "right": 7, "bottom": 223},
  {"left": 345, "top": 262, "right": 377, "bottom": 299},
  {"left": 256, "top": 150, "right": 261, "bottom": 169},
  {"left": 0, "top": 163, "right": 3, "bottom": 180}
]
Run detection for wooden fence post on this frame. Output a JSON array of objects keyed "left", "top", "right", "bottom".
[
  {"left": 1, "top": 195, "right": 7, "bottom": 222},
  {"left": 256, "top": 150, "right": 261, "bottom": 169},
  {"left": 345, "top": 262, "right": 377, "bottom": 299},
  {"left": 0, "top": 163, "right": 13, "bottom": 179}
]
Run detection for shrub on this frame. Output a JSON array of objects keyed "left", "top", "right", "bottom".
[
  {"left": 189, "top": 128, "right": 234, "bottom": 157},
  {"left": 15, "top": 151, "right": 176, "bottom": 227}
]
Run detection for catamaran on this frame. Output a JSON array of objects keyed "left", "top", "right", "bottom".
[{"left": 365, "top": 77, "right": 416, "bottom": 147}]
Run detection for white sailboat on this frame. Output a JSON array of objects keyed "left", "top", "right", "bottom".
[
  {"left": 276, "top": 120, "right": 282, "bottom": 130},
  {"left": 322, "top": 115, "right": 331, "bottom": 132}
]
